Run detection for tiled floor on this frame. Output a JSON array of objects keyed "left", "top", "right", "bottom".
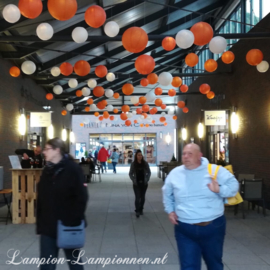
[{"left": 0, "top": 167, "right": 269, "bottom": 269}]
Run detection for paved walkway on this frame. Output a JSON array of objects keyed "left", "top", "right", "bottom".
[{"left": 0, "top": 167, "right": 269, "bottom": 269}]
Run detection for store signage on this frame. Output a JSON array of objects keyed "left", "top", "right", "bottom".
[
  {"left": 204, "top": 110, "right": 226, "bottom": 126},
  {"left": 30, "top": 112, "right": 51, "bottom": 127},
  {"left": 83, "top": 122, "right": 165, "bottom": 128}
]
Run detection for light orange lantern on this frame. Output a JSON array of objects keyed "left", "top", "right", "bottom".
[
  {"left": 125, "top": 120, "right": 131, "bottom": 126},
  {"left": 122, "top": 105, "right": 130, "bottom": 112},
  {"left": 139, "top": 96, "right": 147, "bottom": 104},
  {"left": 180, "top": 84, "right": 189, "bottom": 93},
  {"left": 93, "top": 86, "right": 104, "bottom": 97},
  {"left": 142, "top": 113, "right": 147, "bottom": 119},
  {"left": 173, "top": 115, "right": 177, "bottom": 120},
  {"left": 95, "top": 65, "right": 107, "bottom": 78},
  {"left": 122, "top": 84, "right": 134, "bottom": 95},
  {"left": 246, "top": 49, "right": 263, "bottom": 66},
  {"left": 199, "top": 84, "right": 210, "bottom": 94},
  {"left": 61, "top": 110, "right": 67, "bottom": 116},
  {"left": 113, "top": 108, "right": 119, "bottom": 113},
  {"left": 109, "top": 115, "right": 114, "bottom": 120},
  {"left": 155, "top": 87, "right": 162, "bottom": 95},
  {"left": 76, "top": 90, "right": 82, "bottom": 97},
  {"left": 9, "top": 66, "right": 20, "bottom": 77},
  {"left": 134, "top": 120, "right": 138, "bottom": 124},
  {"left": 80, "top": 123, "right": 84, "bottom": 127},
  {"left": 182, "top": 107, "right": 189, "bottom": 113},
  {"left": 168, "top": 89, "right": 176, "bottom": 97},
  {"left": 172, "top": 77, "right": 182, "bottom": 87},
  {"left": 48, "top": 0, "right": 77, "bottom": 21},
  {"left": 142, "top": 104, "right": 150, "bottom": 112},
  {"left": 190, "top": 22, "right": 213, "bottom": 46},
  {"left": 135, "top": 55, "right": 155, "bottom": 75},
  {"left": 122, "top": 27, "right": 148, "bottom": 53},
  {"left": 161, "top": 104, "right": 166, "bottom": 109},
  {"left": 147, "top": 73, "right": 158, "bottom": 84},
  {"left": 164, "top": 122, "right": 168, "bottom": 126},
  {"left": 207, "top": 91, "right": 215, "bottom": 99},
  {"left": 145, "top": 124, "right": 149, "bottom": 127},
  {"left": 113, "top": 93, "right": 120, "bottom": 99},
  {"left": 162, "top": 37, "right": 176, "bottom": 51},
  {"left": 85, "top": 5, "right": 106, "bottom": 28},
  {"left": 140, "top": 124, "right": 144, "bottom": 127},
  {"left": 74, "top": 60, "right": 90, "bottom": 76},
  {"left": 140, "top": 78, "right": 149, "bottom": 87},
  {"left": 19, "top": 0, "right": 43, "bottom": 19},
  {"left": 185, "top": 53, "right": 199, "bottom": 67},
  {"left": 136, "top": 108, "right": 142, "bottom": 114},
  {"left": 205, "top": 59, "right": 218, "bottom": 72},
  {"left": 120, "top": 113, "right": 128, "bottom": 121},
  {"left": 87, "top": 98, "right": 94, "bottom": 105},
  {"left": 160, "top": 117, "right": 166, "bottom": 123},
  {"left": 85, "top": 107, "right": 90, "bottom": 112},
  {"left": 103, "top": 111, "right": 109, "bottom": 119},
  {"left": 60, "top": 62, "right": 73, "bottom": 76},
  {"left": 177, "top": 101, "right": 185, "bottom": 108},
  {"left": 155, "top": 98, "right": 162, "bottom": 106},
  {"left": 222, "top": 51, "right": 235, "bottom": 64},
  {"left": 152, "top": 120, "right": 155, "bottom": 123},
  {"left": 94, "top": 112, "right": 99, "bottom": 117},
  {"left": 46, "top": 93, "right": 53, "bottom": 100},
  {"left": 99, "top": 116, "right": 104, "bottom": 121}
]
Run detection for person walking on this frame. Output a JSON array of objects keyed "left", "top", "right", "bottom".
[
  {"left": 129, "top": 150, "right": 151, "bottom": 218},
  {"left": 111, "top": 148, "right": 119, "bottom": 173},
  {"left": 36, "top": 138, "right": 88, "bottom": 270},
  {"left": 162, "top": 143, "right": 239, "bottom": 270},
  {"left": 97, "top": 144, "right": 109, "bottom": 173}
]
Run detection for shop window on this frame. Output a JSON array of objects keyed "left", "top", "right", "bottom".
[{"left": 112, "top": 134, "right": 122, "bottom": 141}]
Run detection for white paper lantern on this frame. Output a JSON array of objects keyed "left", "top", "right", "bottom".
[
  {"left": 51, "top": 67, "right": 60, "bottom": 77},
  {"left": 145, "top": 91, "right": 156, "bottom": 102},
  {"left": 158, "top": 72, "right": 173, "bottom": 86},
  {"left": 53, "top": 85, "right": 63, "bottom": 95},
  {"left": 106, "top": 72, "right": 115, "bottom": 82},
  {"left": 132, "top": 111, "right": 137, "bottom": 115},
  {"left": 3, "top": 4, "right": 21, "bottom": 23},
  {"left": 127, "top": 113, "right": 133, "bottom": 118},
  {"left": 107, "top": 105, "right": 113, "bottom": 111},
  {"left": 104, "top": 21, "right": 120, "bottom": 37},
  {"left": 72, "top": 27, "right": 88, "bottom": 43},
  {"left": 36, "top": 23, "right": 54, "bottom": 41},
  {"left": 105, "top": 89, "right": 114, "bottom": 98},
  {"left": 161, "top": 112, "right": 166, "bottom": 115},
  {"left": 21, "top": 61, "right": 36, "bottom": 75},
  {"left": 130, "top": 96, "right": 139, "bottom": 104},
  {"left": 90, "top": 104, "right": 97, "bottom": 111},
  {"left": 140, "top": 115, "right": 145, "bottom": 119},
  {"left": 66, "top": 104, "right": 74, "bottom": 111},
  {"left": 257, "top": 60, "right": 269, "bottom": 73},
  {"left": 209, "top": 36, "right": 227, "bottom": 54},
  {"left": 82, "top": 87, "right": 91, "bottom": 96},
  {"left": 88, "top": 79, "right": 97, "bottom": 88},
  {"left": 68, "top": 79, "right": 78, "bottom": 88},
  {"left": 175, "top": 30, "right": 194, "bottom": 49}
]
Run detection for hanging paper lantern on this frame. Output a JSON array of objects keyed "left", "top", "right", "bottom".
[
  {"left": 162, "top": 37, "right": 176, "bottom": 51},
  {"left": 134, "top": 120, "right": 138, "bottom": 124},
  {"left": 135, "top": 55, "right": 155, "bottom": 75},
  {"left": 140, "top": 78, "right": 149, "bottom": 87},
  {"left": 122, "top": 105, "right": 130, "bottom": 112},
  {"left": 145, "top": 91, "right": 156, "bottom": 102},
  {"left": 105, "top": 89, "right": 114, "bottom": 98},
  {"left": 76, "top": 90, "right": 82, "bottom": 97},
  {"left": 122, "top": 27, "right": 148, "bottom": 53},
  {"left": 175, "top": 30, "right": 194, "bottom": 49},
  {"left": 53, "top": 85, "right": 63, "bottom": 95},
  {"left": 199, "top": 84, "right": 210, "bottom": 94},
  {"left": 87, "top": 79, "right": 96, "bottom": 88},
  {"left": 209, "top": 36, "right": 227, "bottom": 54},
  {"left": 139, "top": 96, "right": 147, "bottom": 104},
  {"left": 158, "top": 72, "right": 172, "bottom": 86},
  {"left": 74, "top": 60, "right": 90, "bottom": 76},
  {"left": 190, "top": 22, "right": 214, "bottom": 46},
  {"left": 82, "top": 87, "right": 91, "bottom": 96},
  {"left": 94, "top": 112, "right": 99, "bottom": 116},
  {"left": 141, "top": 113, "right": 147, "bottom": 119},
  {"left": 161, "top": 104, "right": 166, "bottom": 109},
  {"left": 182, "top": 107, "right": 189, "bottom": 113},
  {"left": 109, "top": 115, "right": 114, "bottom": 121},
  {"left": 180, "top": 84, "right": 188, "bottom": 93},
  {"left": 142, "top": 104, "right": 150, "bottom": 112},
  {"left": 21, "top": 61, "right": 36, "bottom": 75},
  {"left": 68, "top": 78, "right": 78, "bottom": 88},
  {"left": 9, "top": 66, "right": 20, "bottom": 77},
  {"left": 51, "top": 67, "right": 60, "bottom": 77},
  {"left": 257, "top": 60, "right": 269, "bottom": 73},
  {"left": 177, "top": 101, "right": 185, "bottom": 108},
  {"left": 221, "top": 51, "right": 235, "bottom": 64},
  {"left": 207, "top": 91, "right": 215, "bottom": 99},
  {"left": 90, "top": 104, "right": 97, "bottom": 111},
  {"left": 152, "top": 120, "right": 155, "bottom": 124},
  {"left": 147, "top": 73, "right": 158, "bottom": 84},
  {"left": 114, "top": 93, "right": 120, "bottom": 99},
  {"left": 72, "top": 27, "right": 88, "bottom": 43},
  {"left": 103, "top": 111, "right": 109, "bottom": 119},
  {"left": 104, "top": 21, "right": 119, "bottom": 37},
  {"left": 113, "top": 108, "right": 118, "bottom": 113},
  {"left": 60, "top": 62, "right": 73, "bottom": 76},
  {"left": 125, "top": 120, "right": 131, "bottom": 126},
  {"left": 85, "top": 5, "right": 106, "bottom": 28},
  {"left": 139, "top": 124, "right": 144, "bottom": 127},
  {"left": 3, "top": 4, "right": 21, "bottom": 23},
  {"left": 48, "top": 0, "right": 77, "bottom": 21},
  {"left": 85, "top": 107, "right": 90, "bottom": 112},
  {"left": 246, "top": 49, "right": 263, "bottom": 66},
  {"left": 46, "top": 93, "right": 53, "bottom": 100},
  {"left": 19, "top": 0, "right": 42, "bottom": 19},
  {"left": 87, "top": 98, "right": 93, "bottom": 105},
  {"left": 160, "top": 117, "right": 166, "bottom": 123},
  {"left": 185, "top": 53, "right": 199, "bottom": 67},
  {"left": 93, "top": 86, "right": 104, "bottom": 97},
  {"left": 99, "top": 116, "right": 104, "bottom": 121},
  {"left": 155, "top": 87, "right": 162, "bottom": 95},
  {"left": 131, "top": 96, "right": 139, "bottom": 104},
  {"left": 204, "top": 59, "right": 218, "bottom": 72},
  {"left": 120, "top": 113, "right": 128, "bottom": 121},
  {"left": 172, "top": 77, "right": 182, "bottom": 87},
  {"left": 107, "top": 105, "right": 113, "bottom": 111},
  {"left": 173, "top": 115, "right": 177, "bottom": 120},
  {"left": 155, "top": 98, "right": 162, "bottom": 106},
  {"left": 168, "top": 89, "right": 176, "bottom": 97},
  {"left": 106, "top": 72, "right": 115, "bottom": 82},
  {"left": 122, "top": 84, "right": 134, "bottom": 95},
  {"left": 95, "top": 65, "right": 107, "bottom": 78},
  {"left": 61, "top": 110, "right": 67, "bottom": 116},
  {"left": 36, "top": 23, "right": 54, "bottom": 41}
]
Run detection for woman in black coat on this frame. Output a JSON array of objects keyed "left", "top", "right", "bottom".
[{"left": 37, "top": 138, "right": 88, "bottom": 270}]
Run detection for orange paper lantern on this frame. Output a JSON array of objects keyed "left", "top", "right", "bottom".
[
  {"left": 140, "top": 78, "right": 149, "bottom": 87},
  {"left": 147, "top": 73, "right": 158, "bottom": 84},
  {"left": 61, "top": 110, "right": 67, "bottom": 116},
  {"left": 85, "top": 5, "right": 106, "bottom": 28},
  {"left": 76, "top": 90, "right": 82, "bottom": 97},
  {"left": 9, "top": 66, "right": 20, "bottom": 77},
  {"left": 95, "top": 65, "right": 107, "bottom": 78},
  {"left": 74, "top": 60, "right": 90, "bottom": 76},
  {"left": 161, "top": 104, "right": 166, "bottom": 109},
  {"left": 99, "top": 116, "right": 104, "bottom": 121},
  {"left": 94, "top": 112, "right": 99, "bottom": 117},
  {"left": 180, "top": 84, "right": 189, "bottom": 93},
  {"left": 46, "top": 93, "right": 53, "bottom": 100},
  {"left": 199, "top": 84, "right": 211, "bottom": 94},
  {"left": 122, "top": 84, "right": 134, "bottom": 95},
  {"left": 140, "top": 124, "right": 144, "bottom": 127},
  {"left": 122, "top": 105, "right": 130, "bottom": 112},
  {"left": 142, "top": 104, "right": 150, "bottom": 112},
  {"left": 87, "top": 98, "right": 94, "bottom": 105},
  {"left": 101, "top": 100, "right": 107, "bottom": 106},
  {"left": 125, "top": 120, "right": 131, "bottom": 126},
  {"left": 173, "top": 115, "right": 177, "bottom": 120},
  {"left": 113, "top": 93, "right": 120, "bottom": 99},
  {"left": 136, "top": 108, "right": 142, "bottom": 114},
  {"left": 80, "top": 123, "right": 84, "bottom": 127},
  {"left": 85, "top": 107, "right": 90, "bottom": 112},
  {"left": 172, "top": 77, "right": 182, "bottom": 87},
  {"left": 134, "top": 120, "right": 138, "bottom": 124},
  {"left": 122, "top": 27, "right": 148, "bottom": 53},
  {"left": 19, "top": 0, "right": 43, "bottom": 19},
  {"left": 185, "top": 53, "right": 199, "bottom": 67},
  {"left": 162, "top": 37, "right": 176, "bottom": 51},
  {"left": 152, "top": 120, "right": 155, "bottom": 123},
  {"left": 168, "top": 89, "right": 176, "bottom": 97},
  {"left": 145, "top": 124, "right": 149, "bottom": 127},
  {"left": 246, "top": 49, "right": 264, "bottom": 66},
  {"left": 60, "top": 62, "right": 73, "bottom": 76},
  {"left": 177, "top": 101, "right": 185, "bottom": 108},
  {"left": 135, "top": 55, "right": 155, "bottom": 75},
  {"left": 134, "top": 103, "right": 139, "bottom": 106},
  {"left": 164, "top": 122, "right": 168, "bottom": 126},
  {"left": 103, "top": 111, "right": 109, "bottom": 119},
  {"left": 182, "top": 107, "right": 189, "bottom": 113},
  {"left": 155, "top": 98, "right": 162, "bottom": 107},
  {"left": 139, "top": 96, "right": 147, "bottom": 104},
  {"left": 48, "top": 0, "right": 77, "bottom": 21},
  {"left": 93, "top": 86, "right": 104, "bottom": 97},
  {"left": 190, "top": 22, "right": 214, "bottom": 46},
  {"left": 120, "top": 113, "right": 128, "bottom": 121},
  {"left": 222, "top": 51, "right": 235, "bottom": 64},
  {"left": 109, "top": 115, "right": 114, "bottom": 120},
  {"left": 204, "top": 59, "right": 218, "bottom": 72},
  {"left": 113, "top": 108, "right": 119, "bottom": 113},
  {"left": 142, "top": 113, "right": 147, "bottom": 119},
  {"left": 207, "top": 91, "right": 215, "bottom": 99},
  {"left": 155, "top": 87, "right": 162, "bottom": 95},
  {"left": 160, "top": 117, "right": 166, "bottom": 123}
]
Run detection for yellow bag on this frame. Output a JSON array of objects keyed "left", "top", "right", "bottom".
[{"left": 208, "top": 164, "right": 243, "bottom": 206}]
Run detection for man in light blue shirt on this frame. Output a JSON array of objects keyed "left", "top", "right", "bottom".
[{"left": 162, "top": 143, "right": 239, "bottom": 270}]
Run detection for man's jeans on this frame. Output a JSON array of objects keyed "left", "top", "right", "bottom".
[
  {"left": 175, "top": 215, "right": 226, "bottom": 270},
  {"left": 112, "top": 162, "right": 117, "bottom": 173},
  {"left": 40, "top": 235, "right": 83, "bottom": 270},
  {"left": 100, "top": 162, "right": 106, "bottom": 173}
]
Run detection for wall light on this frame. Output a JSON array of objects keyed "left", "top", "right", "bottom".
[
  {"left": 159, "top": 131, "right": 163, "bottom": 139},
  {"left": 70, "top": 130, "right": 75, "bottom": 144},
  {"left": 165, "top": 132, "right": 171, "bottom": 145},
  {"left": 198, "top": 122, "right": 204, "bottom": 140},
  {"left": 231, "top": 111, "right": 239, "bottom": 139},
  {"left": 62, "top": 128, "right": 67, "bottom": 142},
  {"left": 47, "top": 124, "right": 54, "bottom": 139},
  {"left": 181, "top": 127, "right": 187, "bottom": 141},
  {"left": 18, "top": 109, "right": 26, "bottom": 140}
]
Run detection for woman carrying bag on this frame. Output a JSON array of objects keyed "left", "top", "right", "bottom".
[
  {"left": 36, "top": 138, "right": 88, "bottom": 270},
  {"left": 129, "top": 150, "right": 151, "bottom": 218},
  {"left": 111, "top": 148, "right": 119, "bottom": 174}
]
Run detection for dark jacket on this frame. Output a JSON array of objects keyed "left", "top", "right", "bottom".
[
  {"left": 36, "top": 156, "right": 88, "bottom": 238},
  {"left": 15, "top": 149, "right": 43, "bottom": 168},
  {"left": 129, "top": 161, "right": 151, "bottom": 185}
]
